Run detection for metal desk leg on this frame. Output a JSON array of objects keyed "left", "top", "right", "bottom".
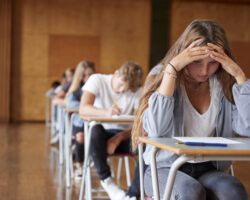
[
  {"left": 151, "top": 147, "right": 160, "bottom": 200},
  {"left": 86, "top": 123, "right": 92, "bottom": 200},
  {"left": 138, "top": 143, "right": 145, "bottom": 200},
  {"left": 79, "top": 121, "right": 89, "bottom": 200},
  {"left": 79, "top": 121, "right": 98, "bottom": 200},
  {"left": 163, "top": 156, "right": 192, "bottom": 200},
  {"left": 50, "top": 102, "right": 56, "bottom": 137},
  {"left": 59, "top": 107, "right": 64, "bottom": 165},
  {"left": 45, "top": 97, "right": 50, "bottom": 127},
  {"left": 65, "top": 112, "right": 71, "bottom": 188}
]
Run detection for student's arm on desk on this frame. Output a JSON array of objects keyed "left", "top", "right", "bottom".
[
  {"left": 80, "top": 91, "right": 121, "bottom": 117},
  {"left": 107, "top": 129, "right": 131, "bottom": 155},
  {"left": 52, "top": 97, "right": 66, "bottom": 106},
  {"left": 56, "top": 90, "right": 66, "bottom": 99}
]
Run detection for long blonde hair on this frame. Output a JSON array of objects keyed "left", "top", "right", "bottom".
[
  {"left": 131, "top": 19, "right": 236, "bottom": 150},
  {"left": 67, "top": 60, "right": 95, "bottom": 95}
]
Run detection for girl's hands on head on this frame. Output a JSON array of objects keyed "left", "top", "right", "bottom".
[
  {"left": 169, "top": 39, "right": 210, "bottom": 71},
  {"left": 208, "top": 43, "right": 247, "bottom": 84}
]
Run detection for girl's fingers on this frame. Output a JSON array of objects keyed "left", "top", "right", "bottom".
[
  {"left": 189, "top": 46, "right": 209, "bottom": 52},
  {"left": 207, "top": 43, "right": 224, "bottom": 54},
  {"left": 210, "top": 50, "right": 225, "bottom": 61},
  {"left": 210, "top": 51, "right": 239, "bottom": 76},
  {"left": 209, "top": 52, "right": 227, "bottom": 67},
  {"left": 188, "top": 38, "right": 204, "bottom": 48},
  {"left": 188, "top": 49, "right": 209, "bottom": 57},
  {"left": 210, "top": 53, "right": 223, "bottom": 63},
  {"left": 190, "top": 53, "right": 210, "bottom": 61}
]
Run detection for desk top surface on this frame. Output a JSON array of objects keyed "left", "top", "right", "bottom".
[
  {"left": 80, "top": 115, "right": 135, "bottom": 123},
  {"left": 139, "top": 137, "right": 250, "bottom": 156},
  {"left": 65, "top": 108, "right": 79, "bottom": 113}
]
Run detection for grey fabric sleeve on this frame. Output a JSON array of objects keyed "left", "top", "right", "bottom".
[
  {"left": 142, "top": 91, "right": 175, "bottom": 137},
  {"left": 232, "top": 79, "right": 250, "bottom": 136}
]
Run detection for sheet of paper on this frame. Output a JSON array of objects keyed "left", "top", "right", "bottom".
[
  {"left": 173, "top": 137, "right": 242, "bottom": 144},
  {"left": 111, "top": 115, "right": 135, "bottom": 120}
]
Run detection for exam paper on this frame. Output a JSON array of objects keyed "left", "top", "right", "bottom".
[
  {"left": 111, "top": 115, "right": 135, "bottom": 120},
  {"left": 173, "top": 137, "right": 242, "bottom": 144}
]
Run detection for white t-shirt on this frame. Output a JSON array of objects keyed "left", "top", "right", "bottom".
[
  {"left": 82, "top": 74, "right": 142, "bottom": 130},
  {"left": 182, "top": 76, "right": 222, "bottom": 137}
]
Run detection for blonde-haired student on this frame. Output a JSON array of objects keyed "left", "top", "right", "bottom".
[
  {"left": 80, "top": 61, "right": 143, "bottom": 200},
  {"left": 65, "top": 60, "right": 95, "bottom": 179},
  {"left": 132, "top": 19, "right": 250, "bottom": 199},
  {"left": 66, "top": 60, "right": 95, "bottom": 108}
]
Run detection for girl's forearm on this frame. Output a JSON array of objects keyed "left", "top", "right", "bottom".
[{"left": 158, "top": 64, "right": 177, "bottom": 96}]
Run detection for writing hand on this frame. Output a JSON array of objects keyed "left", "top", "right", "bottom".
[{"left": 107, "top": 104, "right": 121, "bottom": 116}]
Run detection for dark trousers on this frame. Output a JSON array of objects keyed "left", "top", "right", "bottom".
[
  {"left": 73, "top": 142, "right": 84, "bottom": 162},
  {"left": 90, "top": 124, "right": 130, "bottom": 180},
  {"left": 72, "top": 125, "right": 84, "bottom": 163}
]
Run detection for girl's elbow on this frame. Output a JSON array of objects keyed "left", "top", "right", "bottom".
[{"left": 238, "top": 127, "right": 250, "bottom": 137}]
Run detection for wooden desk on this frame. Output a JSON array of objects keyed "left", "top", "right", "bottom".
[
  {"left": 65, "top": 108, "right": 79, "bottom": 114},
  {"left": 82, "top": 115, "right": 135, "bottom": 123},
  {"left": 79, "top": 115, "right": 135, "bottom": 200},
  {"left": 138, "top": 137, "right": 250, "bottom": 200}
]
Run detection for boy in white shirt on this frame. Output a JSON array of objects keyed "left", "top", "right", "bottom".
[{"left": 80, "top": 61, "right": 143, "bottom": 200}]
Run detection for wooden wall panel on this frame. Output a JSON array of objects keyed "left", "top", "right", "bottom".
[
  {"left": 170, "top": 1, "right": 250, "bottom": 76},
  {"left": 48, "top": 0, "right": 101, "bottom": 36},
  {"left": 0, "top": 0, "right": 11, "bottom": 122},
  {"left": 100, "top": 0, "right": 151, "bottom": 73},
  {"left": 231, "top": 41, "right": 250, "bottom": 76},
  {"left": 49, "top": 35, "right": 100, "bottom": 82},
  {"left": 11, "top": 0, "right": 151, "bottom": 121}
]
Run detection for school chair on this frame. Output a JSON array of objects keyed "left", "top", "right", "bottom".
[
  {"left": 110, "top": 152, "right": 137, "bottom": 187},
  {"left": 79, "top": 121, "right": 136, "bottom": 200}
]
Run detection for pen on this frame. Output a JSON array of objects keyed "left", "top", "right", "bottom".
[{"left": 177, "top": 142, "right": 228, "bottom": 147}]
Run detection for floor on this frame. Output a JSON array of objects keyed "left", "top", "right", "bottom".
[
  {"left": 0, "top": 123, "right": 135, "bottom": 200},
  {"left": 0, "top": 123, "right": 250, "bottom": 200}
]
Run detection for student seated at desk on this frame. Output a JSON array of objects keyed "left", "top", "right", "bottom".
[
  {"left": 50, "top": 68, "right": 75, "bottom": 144},
  {"left": 53, "top": 68, "right": 75, "bottom": 105},
  {"left": 46, "top": 80, "right": 61, "bottom": 97},
  {"left": 65, "top": 60, "right": 95, "bottom": 179},
  {"left": 80, "top": 62, "right": 143, "bottom": 200},
  {"left": 132, "top": 19, "right": 250, "bottom": 200}
]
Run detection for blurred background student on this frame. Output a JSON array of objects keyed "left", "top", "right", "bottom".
[{"left": 65, "top": 60, "right": 95, "bottom": 180}]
